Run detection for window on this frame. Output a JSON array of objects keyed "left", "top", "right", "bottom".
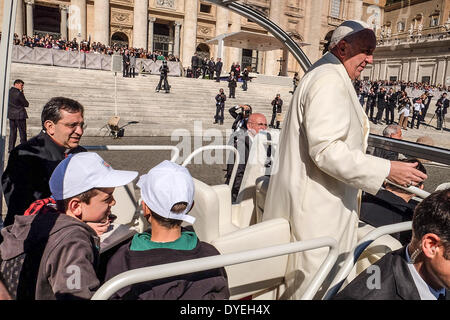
[
  {"left": 200, "top": 4, "right": 211, "bottom": 14},
  {"left": 330, "top": 0, "right": 341, "bottom": 18},
  {"left": 430, "top": 16, "right": 439, "bottom": 27},
  {"left": 397, "top": 21, "right": 405, "bottom": 32}
]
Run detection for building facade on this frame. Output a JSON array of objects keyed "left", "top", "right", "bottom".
[{"left": 1, "top": 0, "right": 368, "bottom": 76}]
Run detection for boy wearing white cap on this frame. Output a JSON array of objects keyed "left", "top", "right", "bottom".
[
  {"left": 0, "top": 152, "right": 138, "bottom": 300},
  {"left": 104, "top": 160, "right": 230, "bottom": 300}
]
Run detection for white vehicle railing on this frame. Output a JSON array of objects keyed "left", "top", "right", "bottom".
[
  {"left": 322, "top": 221, "right": 412, "bottom": 300},
  {"left": 181, "top": 145, "right": 240, "bottom": 189},
  {"left": 84, "top": 145, "right": 180, "bottom": 163},
  {"left": 384, "top": 180, "right": 431, "bottom": 200},
  {"left": 92, "top": 236, "right": 338, "bottom": 300}
]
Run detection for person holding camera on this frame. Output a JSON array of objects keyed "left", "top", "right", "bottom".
[
  {"left": 156, "top": 60, "right": 170, "bottom": 93},
  {"left": 269, "top": 94, "right": 283, "bottom": 129},
  {"left": 229, "top": 104, "right": 252, "bottom": 132},
  {"left": 228, "top": 71, "right": 237, "bottom": 98},
  {"left": 435, "top": 92, "right": 448, "bottom": 130},
  {"left": 214, "top": 88, "right": 227, "bottom": 125}
]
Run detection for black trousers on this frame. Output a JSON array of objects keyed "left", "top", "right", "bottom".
[
  {"left": 216, "top": 70, "right": 221, "bottom": 82},
  {"left": 385, "top": 105, "right": 395, "bottom": 124},
  {"left": 410, "top": 111, "right": 421, "bottom": 129},
  {"left": 9, "top": 119, "right": 27, "bottom": 152},
  {"left": 229, "top": 86, "right": 236, "bottom": 98},
  {"left": 270, "top": 112, "right": 280, "bottom": 128},
  {"left": 156, "top": 75, "right": 169, "bottom": 92},
  {"left": 375, "top": 106, "right": 385, "bottom": 122},
  {"left": 436, "top": 112, "right": 445, "bottom": 129},
  {"left": 214, "top": 104, "right": 224, "bottom": 124},
  {"left": 365, "top": 102, "right": 375, "bottom": 120},
  {"left": 129, "top": 67, "right": 135, "bottom": 78},
  {"left": 123, "top": 64, "right": 129, "bottom": 77}
]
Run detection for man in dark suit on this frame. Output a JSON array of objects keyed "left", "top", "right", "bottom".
[
  {"left": 435, "top": 92, "right": 448, "bottom": 130},
  {"left": 225, "top": 113, "right": 268, "bottom": 202},
  {"left": 229, "top": 104, "right": 252, "bottom": 132},
  {"left": 191, "top": 52, "right": 199, "bottom": 78},
  {"left": 122, "top": 50, "right": 130, "bottom": 77},
  {"left": 269, "top": 94, "right": 283, "bottom": 129},
  {"left": 7, "top": 79, "right": 29, "bottom": 153},
  {"left": 374, "top": 86, "right": 387, "bottom": 124},
  {"left": 334, "top": 188, "right": 450, "bottom": 300},
  {"left": 208, "top": 58, "right": 216, "bottom": 80},
  {"left": 215, "top": 57, "right": 223, "bottom": 82},
  {"left": 360, "top": 158, "right": 427, "bottom": 245}
]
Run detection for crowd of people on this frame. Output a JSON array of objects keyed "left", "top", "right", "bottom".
[
  {"left": 13, "top": 33, "right": 181, "bottom": 62},
  {"left": 356, "top": 79, "right": 448, "bottom": 130}
]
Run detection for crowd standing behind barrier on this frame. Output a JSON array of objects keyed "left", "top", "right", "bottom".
[{"left": 6, "top": 33, "right": 183, "bottom": 76}]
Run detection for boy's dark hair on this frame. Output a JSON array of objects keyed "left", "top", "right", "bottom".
[
  {"left": 151, "top": 202, "right": 188, "bottom": 229},
  {"left": 56, "top": 188, "right": 99, "bottom": 212},
  {"left": 13, "top": 79, "right": 24, "bottom": 85},
  {"left": 41, "top": 97, "right": 84, "bottom": 129},
  {"left": 412, "top": 188, "right": 450, "bottom": 259},
  {"left": 386, "top": 158, "right": 426, "bottom": 192}
]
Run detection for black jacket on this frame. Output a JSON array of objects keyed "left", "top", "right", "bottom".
[
  {"left": 271, "top": 98, "right": 283, "bottom": 113},
  {"left": 215, "top": 61, "right": 223, "bottom": 72},
  {"left": 360, "top": 190, "right": 416, "bottom": 245},
  {"left": 333, "top": 246, "right": 449, "bottom": 300},
  {"left": 104, "top": 235, "right": 230, "bottom": 300},
  {"left": 229, "top": 106, "right": 247, "bottom": 131},
  {"left": 7, "top": 87, "right": 29, "bottom": 120},
  {"left": 1, "top": 131, "right": 86, "bottom": 226}
]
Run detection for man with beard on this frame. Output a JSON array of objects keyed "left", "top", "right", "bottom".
[{"left": 2, "top": 97, "right": 87, "bottom": 227}]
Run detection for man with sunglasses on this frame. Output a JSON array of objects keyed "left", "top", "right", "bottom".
[{"left": 2, "top": 97, "right": 87, "bottom": 227}]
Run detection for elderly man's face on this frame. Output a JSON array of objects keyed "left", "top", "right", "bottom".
[
  {"left": 247, "top": 114, "right": 268, "bottom": 136},
  {"left": 341, "top": 30, "right": 376, "bottom": 80}
]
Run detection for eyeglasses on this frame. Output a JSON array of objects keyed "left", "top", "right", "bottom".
[
  {"left": 59, "top": 121, "right": 87, "bottom": 130},
  {"left": 248, "top": 122, "right": 267, "bottom": 127}
]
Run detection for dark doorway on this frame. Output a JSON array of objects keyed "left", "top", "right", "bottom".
[
  {"left": 421, "top": 76, "right": 430, "bottom": 84},
  {"left": 242, "top": 48, "right": 258, "bottom": 72},
  {"left": 111, "top": 32, "right": 129, "bottom": 47},
  {"left": 196, "top": 43, "right": 210, "bottom": 60},
  {"left": 153, "top": 23, "right": 173, "bottom": 56},
  {"left": 389, "top": 76, "right": 398, "bottom": 82},
  {"left": 33, "top": 5, "right": 60, "bottom": 37}
]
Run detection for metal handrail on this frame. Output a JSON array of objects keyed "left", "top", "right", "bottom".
[
  {"left": 84, "top": 145, "right": 180, "bottom": 163},
  {"left": 181, "top": 145, "right": 240, "bottom": 189},
  {"left": 322, "top": 221, "right": 412, "bottom": 300},
  {"left": 92, "top": 236, "right": 338, "bottom": 300},
  {"left": 384, "top": 179, "right": 431, "bottom": 199}
]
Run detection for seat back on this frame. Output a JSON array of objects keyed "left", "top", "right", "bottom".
[
  {"left": 211, "top": 218, "right": 291, "bottom": 300},
  {"left": 234, "top": 130, "right": 279, "bottom": 228}
]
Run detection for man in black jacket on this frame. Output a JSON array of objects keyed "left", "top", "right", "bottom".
[
  {"left": 215, "top": 57, "right": 223, "bottom": 82},
  {"left": 1, "top": 97, "right": 87, "bottom": 226},
  {"left": 269, "top": 94, "right": 283, "bottom": 129},
  {"left": 229, "top": 104, "right": 252, "bottom": 132},
  {"left": 334, "top": 188, "right": 449, "bottom": 300},
  {"left": 7, "top": 79, "right": 29, "bottom": 153},
  {"left": 360, "top": 158, "right": 426, "bottom": 245},
  {"left": 435, "top": 92, "right": 448, "bottom": 130}
]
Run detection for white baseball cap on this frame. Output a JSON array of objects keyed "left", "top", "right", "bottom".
[
  {"left": 50, "top": 152, "right": 138, "bottom": 200},
  {"left": 330, "top": 20, "right": 372, "bottom": 48},
  {"left": 137, "top": 160, "right": 196, "bottom": 224}
]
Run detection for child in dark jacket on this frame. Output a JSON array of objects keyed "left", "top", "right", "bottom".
[{"left": 104, "top": 160, "right": 230, "bottom": 300}]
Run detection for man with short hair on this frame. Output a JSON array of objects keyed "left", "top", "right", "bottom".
[
  {"left": 0, "top": 152, "right": 138, "bottom": 300},
  {"left": 435, "top": 92, "right": 448, "bottom": 130},
  {"left": 2, "top": 97, "right": 87, "bottom": 226},
  {"left": 263, "top": 20, "right": 427, "bottom": 299},
  {"left": 335, "top": 188, "right": 449, "bottom": 300},
  {"left": 360, "top": 158, "right": 427, "bottom": 245},
  {"left": 104, "top": 160, "right": 230, "bottom": 299},
  {"left": 373, "top": 124, "right": 402, "bottom": 161},
  {"left": 7, "top": 79, "right": 29, "bottom": 153},
  {"left": 215, "top": 57, "right": 223, "bottom": 82},
  {"left": 226, "top": 113, "right": 268, "bottom": 202},
  {"left": 269, "top": 94, "right": 283, "bottom": 129}
]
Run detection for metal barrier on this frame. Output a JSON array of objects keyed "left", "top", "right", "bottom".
[
  {"left": 92, "top": 236, "right": 338, "bottom": 300},
  {"left": 181, "top": 145, "right": 240, "bottom": 189},
  {"left": 84, "top": 145, "right": 180, "bottom": 163},
  {"left": 322, "top": 221, "right": 412, "bottom": 300}
]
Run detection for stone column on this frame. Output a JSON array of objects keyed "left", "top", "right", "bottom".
[
  {"left": 15, "top": 0, "right": 24, "bottom": 37},
  {"left": 303, "top": 0, "right": 324, "bottom": 65},
  {"left": 182, "top": 0, "right": 198, "bottom": 68},
  {"left": 24, "top": 0, "right": 34, "bottom": 37},
  {"left": 228, "top": 12, "right": 241, "bottom": 72},
  {"left": 69, "top": 0, "right": 87, "bottom": 40},
  {"left": 174, "top": 21, "right": 182, "bottom": 58},
  {"left": 215, "top": 6, "right": 229, "bottom": 60},
  {"left": 60, "top": 4, "right": 69, "bottom": 40},
  {"left": 133, "top": 0, "right": 148, "bottom": 49},
  {"left": 264, "top": 0, "right": 284, "bottom": 76},
  {"left": 148, "top": 17, "right": 156, "bottom": 52},
  {"left": 94, "top": 0, "right": 109, "bottom": 45}
]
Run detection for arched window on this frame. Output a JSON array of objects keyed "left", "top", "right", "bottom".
[
  {"left": 111, "top": 32, "right": 129, "bottom": 47},
  {"left": 196, "top": 43, "right": 210, "bottom": 59}
]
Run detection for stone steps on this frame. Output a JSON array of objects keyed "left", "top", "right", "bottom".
[{"left": 10, "top": 62, "right": 292, "bottom": 136}]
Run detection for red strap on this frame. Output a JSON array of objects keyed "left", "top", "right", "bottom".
[{"left": 24, "top": 197, "right": 56, "bottom": 216}]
